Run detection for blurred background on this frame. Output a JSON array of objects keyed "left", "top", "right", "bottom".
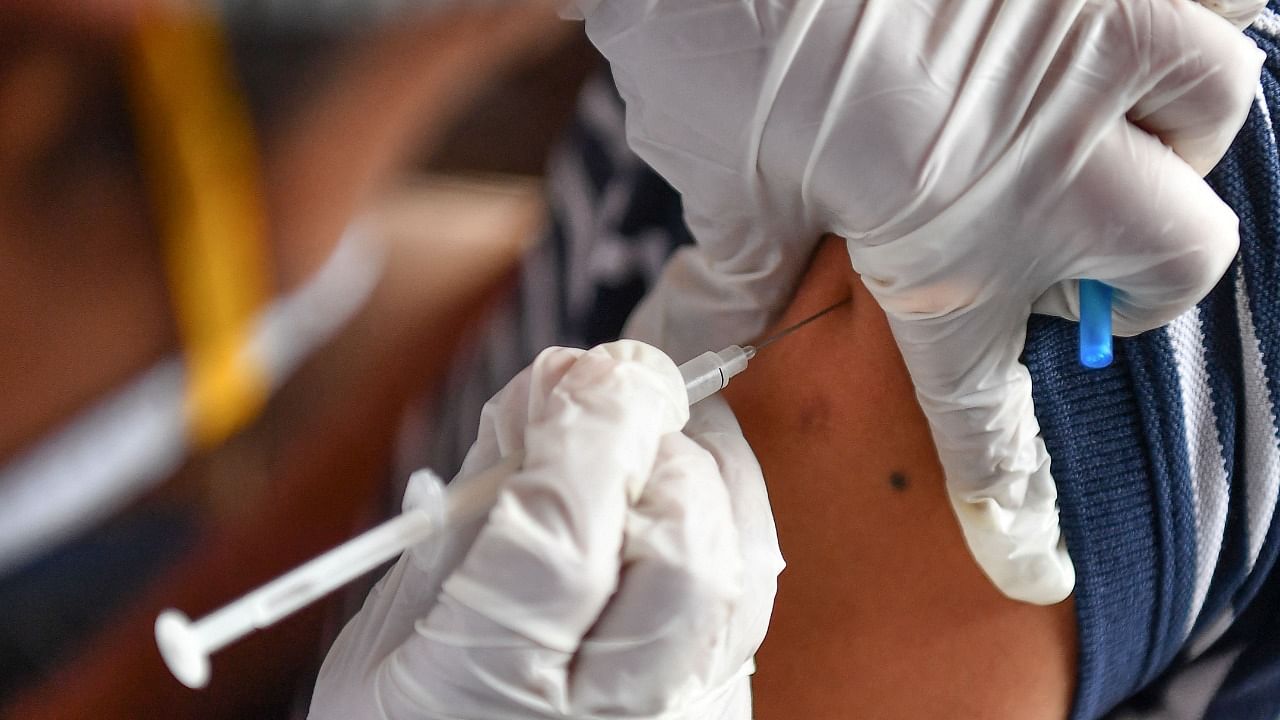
[{"left": 0, "top": 5, "right": 611, "bottom": 717}]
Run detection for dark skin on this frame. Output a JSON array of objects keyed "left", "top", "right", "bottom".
[{"left": 726, "top": 236, "right": 1079, "bottom": 719}]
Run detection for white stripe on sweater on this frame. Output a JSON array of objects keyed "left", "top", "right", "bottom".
[
  {"left": 1241, "top": 86, "right": 1280, "bottom": 580},
  {"left": 1169, "top": 309, "right": 1231, "bottom": 640}
]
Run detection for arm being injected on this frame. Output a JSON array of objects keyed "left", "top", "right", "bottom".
[{"left": 155, "top": 298, "right": 850, "bottom": 690}]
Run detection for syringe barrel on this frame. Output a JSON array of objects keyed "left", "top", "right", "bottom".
[
  {"left": 191, "top": 507, "right": 443, "bottom": 655},
  {"left": 174, "top": 457, "right": 517, "bottom": 661},
  {"left": 679, "top": 345, "right": 750, "bottom": 406}
]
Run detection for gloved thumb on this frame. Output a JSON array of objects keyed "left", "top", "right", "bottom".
[
  {"left": 881, "top": 299, "right": 1075, "bottom": 606},
  {"left": 1199, "top": 0, "right": 1267, "bottom": 29}
]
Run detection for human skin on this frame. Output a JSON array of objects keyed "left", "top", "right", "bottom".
[{"left": 724, "top": 236, "right": 1078, "bottom": 719}]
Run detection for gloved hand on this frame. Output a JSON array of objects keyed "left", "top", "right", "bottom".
[
  {"left": 1202, "top": 0, "right": 1268, "bottom": 28},
  {"left": 309, "top": 341, "right": 782, "bottom": 719},
  {"left": 576, "top": 0, "right": 1265, "bottom": 604}
]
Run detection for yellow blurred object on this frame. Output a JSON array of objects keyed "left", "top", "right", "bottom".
[{"left": 128, "top": 10, "right": 272, "bottom": 449}]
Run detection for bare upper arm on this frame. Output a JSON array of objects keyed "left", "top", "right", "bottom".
[{"left": 724, "top": 236, "right": 1077, "bottom": 720}]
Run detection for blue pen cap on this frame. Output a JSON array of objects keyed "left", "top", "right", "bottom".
[{"left": 1079, "top": 279, "right": 1114, "bottom": 369}]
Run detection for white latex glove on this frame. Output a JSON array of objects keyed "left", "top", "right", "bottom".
[
  {"left": 1202, "top": 0, "right": 1268, "bottom": 28},
  {"left": 309, "top": 341, "right": 782, "bottom": 720},
  {"left": 574, "top": 0, "right": 1265, "bottom": 604}
]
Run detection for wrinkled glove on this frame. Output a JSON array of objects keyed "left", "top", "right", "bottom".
[
  {"left": 1202, "top": 0, "right": 1268, "bottom": 29},
  {"left": 309, "top": 341, "right": 782, "bottom": 719},
  {"left": 574, "top": 0, "right": 1265, "bottom": 604}
]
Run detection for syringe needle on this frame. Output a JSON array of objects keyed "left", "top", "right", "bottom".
[
  {"left": 747, "top": 297, "right": 851, "bottom": 355},
  {"left": 682, "top": 296, "right": 850, "bottom": 405}
]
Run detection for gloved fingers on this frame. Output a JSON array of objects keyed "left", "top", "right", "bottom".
[
  {"left": 1115, "top": 0, "right": 1263, "bottom": 174},
  {"left": 1028, "top": 279, "right": 1080, "bottom": 325},
  {"left": 571, "top": 432, "right": 741, "bottom": 716},
  {"left": 677, "top": 398, "right": 783, "bottom": 698},
  {"left": 625, "top": 208, "right": 818, "bottom": 363},
  {"left": 439, "top": 348, "right": 591, "bottom": 584},
  {"left": 426, "top": 339, "right": 688, "bottom": 663},
  {"left": 682, "top": 396, "right": 785, "bottom": 619},
  {"left": 884, "top": 305, "right": 1074, "bottom": 605},
  {"left": 1039, "top": 119, "right": 1240, "bottom": 336},
  {"left": 458, "top": 346, "right": 585, "bottom": 475},
  {"left": 309, "top": 556, "right": 437, "bottom": 720},
  {"left": 1198, "top": 0, "right": 1268, "bottom": 29}
]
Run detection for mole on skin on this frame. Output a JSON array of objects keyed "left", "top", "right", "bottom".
[{"left": 889, "top": 471, "right": 908, "bottom": 491}]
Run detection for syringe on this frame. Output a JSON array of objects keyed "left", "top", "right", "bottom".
[{"left": 155, "top": 298, "right": 849, "bottom": 690}]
